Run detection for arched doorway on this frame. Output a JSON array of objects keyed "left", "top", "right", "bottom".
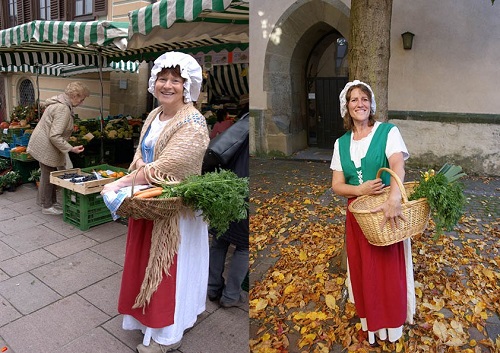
[
  {"left": 262, "top": 0, "right": 350, "bottom": 154},
  {"left": 305, "top": 31, "right": 348, "bottom": 148}
]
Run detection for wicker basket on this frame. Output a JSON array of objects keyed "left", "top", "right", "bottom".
[
  {"left": 116, "top": 170, "right": 183, "bottom": 221},
  {"left": 348, "top": 167, "right": 430, "bottom": 246}
]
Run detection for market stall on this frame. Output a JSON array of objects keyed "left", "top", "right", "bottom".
[
  {"left": 0, "top": 19, "right": 139, "bottom": 164},
  {"left": 125, "top": 0, "right": 249, "bottom": 120}
]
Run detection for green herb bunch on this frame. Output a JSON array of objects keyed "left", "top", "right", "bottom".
[
  {"left": 159, "top": 169, "right": 249, "bottom": 237},
  {"left": 409, "top": 163, "right": 466, "bottom": 238}
]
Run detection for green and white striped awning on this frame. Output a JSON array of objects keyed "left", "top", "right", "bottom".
[
  {"left": 125, "top": 0, "right": 248, "bottom": 58},
  {"left": 0, "top": 60, "right": 138, "bottom": 77},
  {"left": 206, "top": 63, "right": 248, "bottom": 102},
  {"left": 128, "top": 0, "right": 248, "bottom": 36},
  {"left": 0, "top": 20, "right": 129, "bottom": 67}
]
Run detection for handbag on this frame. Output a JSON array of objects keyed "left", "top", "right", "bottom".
[{"left": 202, "top": 113, "right": 249, "bottom": 173}]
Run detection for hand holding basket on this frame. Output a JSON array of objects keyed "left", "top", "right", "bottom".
[{"left": 348, "top": 168, "right": 430, "bottom": 246}]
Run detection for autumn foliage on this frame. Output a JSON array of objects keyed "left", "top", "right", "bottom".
[{"left": 249, "top": 160, "right": 499, "bottom": 353}]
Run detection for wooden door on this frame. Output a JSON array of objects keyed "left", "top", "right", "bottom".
[{"left": 315, "top": 77, "right": 348, "bottom": 148}]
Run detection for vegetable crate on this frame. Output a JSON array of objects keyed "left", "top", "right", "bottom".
[
  {"left": 10, "top": 151, "right": 34, "bottom": 161},
  {"left": 81, "top": 164, "right": 128, "bottom": 175},
  {"left": 12, "top": 133, "right": 31, "bottom": 146},
  {"left": 1, "top": 127, "right": 24, "bottom": 143},
  {"left": 70, "top": 153, "right": 100, "bottom": 168},
  {"left": 12, "top": 159, "right": 39, "bottom": 183},
  {"left": 50, "top": 165, "right": 125, "bottom": 195},
  {"left": 0, "top": 145, "right": 12, "bottom": 158},
  {"left": 77, "top": 140, "right": 116, "bottom": 165},
  {"left": 63, "top": 189, "right": 112, "bottom": 231}
]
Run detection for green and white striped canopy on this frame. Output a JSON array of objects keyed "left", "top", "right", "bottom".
[
  {"left": 0, "top": 20, "right": 129, "bottom": 68},
  {"left": 128, "top": 0, "right": 248, "bottom": 36},
  {"left": 126, "top": 0, "right": 249, "bottom": 56},
  {"left": 0, "top": 60, "right": 139, "bottom": 77}
]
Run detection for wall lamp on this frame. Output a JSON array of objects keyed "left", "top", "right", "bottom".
[{"left": 401, "top": 31, "right": 415, "bottom": 50}]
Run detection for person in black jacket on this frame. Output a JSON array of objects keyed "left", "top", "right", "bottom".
[{"left": 204, "top": 114, "right": 249, "bottom": 307}]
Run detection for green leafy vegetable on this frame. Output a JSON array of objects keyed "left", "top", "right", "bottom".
[
  {"left": 409, "top": 163, "right": 466, "bottom": 239},
  {"left": 159, "top": 169, "right": 249, "bottom": 237}
]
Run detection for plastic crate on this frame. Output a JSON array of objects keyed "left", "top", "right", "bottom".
[
  {"left": 70, "top": 153, "right": 101, "bottom": 168},
  {"left": 12, "top": 159, "right": 39, "bottom": 184},
  {"left": 81, "top": 164, "right": 128, "bottom": 175},
  {"left": 63, "top": 189, "right": 112, "bottom": 230},
  {"left": 0, "top": 145, "right": 12, "bottom": 158},
  {"left": 12, "top": 133, "right": 30, "bottom": 146},
  {"left": 10, "top": 150, "right": 34, "bottom": 161},
  {"left": 84, "top": 140, "right": 116, "bottom": 165},
  {"left": 1, "top": 128, "right": 24, "bottom": 143}
]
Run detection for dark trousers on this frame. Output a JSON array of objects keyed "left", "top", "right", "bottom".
[
  {"left": 208, "top": 235, "right": 249, "bottom": 302},
  {"left": 38, "top": 162, "right": 58, "bottom": 208}
]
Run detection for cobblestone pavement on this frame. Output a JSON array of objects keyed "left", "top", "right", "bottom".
[{"left": 250, "top": 156, "right": 500, "bottom": 353}]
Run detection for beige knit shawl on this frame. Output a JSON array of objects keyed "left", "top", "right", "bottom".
[{"left": 129, "top": 102, "right": 209, "bottom": 309}]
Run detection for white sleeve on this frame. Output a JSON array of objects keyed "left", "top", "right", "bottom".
[
  {"left": 330, "top": 139, "right": 342, "bottom": 171},
  {"left": 386, "top": 126, "right": 410, "bottom": 161}
]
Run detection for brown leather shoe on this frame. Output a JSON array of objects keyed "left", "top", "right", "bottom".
[{"left": 136, "top": 340, "right": 181, "bottom": 353}]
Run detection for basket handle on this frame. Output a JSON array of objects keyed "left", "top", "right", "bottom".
[
  {"left": 376, "top": 167, "right": 408, "bottom": 203},
  {"left": 129, "top": 165, "right": 178, "bottom": 197},
  {"left": 129, "top": 165, "right": 145, "bottom": 197}
]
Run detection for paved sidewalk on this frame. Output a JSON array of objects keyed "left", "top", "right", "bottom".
[{"left": 0, "top": 184, "right": 248, "bottom": 353}]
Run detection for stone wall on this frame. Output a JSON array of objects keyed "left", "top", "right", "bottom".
[{"left": 391, "top": 119, "right": 500, "bottom": 176}]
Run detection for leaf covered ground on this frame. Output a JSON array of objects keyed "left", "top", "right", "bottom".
[{"left": 249, "top": 158, "right": 500, "bottom": 353}]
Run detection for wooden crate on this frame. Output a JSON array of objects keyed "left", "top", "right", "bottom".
[{"left": 50, "top": 168, "right": 116, "bottom": 195}]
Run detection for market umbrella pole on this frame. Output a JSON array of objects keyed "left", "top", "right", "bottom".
[
  {"left": 98, "top": 49, "right": 105, "bottom": 163},
  {"left": 36, "top": 64, "right": 41, "bottom": 122}
]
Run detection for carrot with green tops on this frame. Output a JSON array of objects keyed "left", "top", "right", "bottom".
[{"left": 133, "top": 186, "right": 163, "bottom": 197}]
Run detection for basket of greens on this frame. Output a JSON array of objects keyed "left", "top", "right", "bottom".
[{"left": 117, "top": 169, "right": 248, "bottom": 237}]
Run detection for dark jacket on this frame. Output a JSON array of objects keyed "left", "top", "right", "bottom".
[{"left": 203, "top": 114, "right": 249, "bottom": 248}]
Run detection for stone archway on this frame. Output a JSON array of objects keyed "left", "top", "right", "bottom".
[{"left": 260, "top": 0, "right": 350, "bottom": 155}]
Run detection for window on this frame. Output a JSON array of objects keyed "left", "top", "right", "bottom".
[
  {"left": 40, "top": 0, "right": 50, "bottom": 20},
  {"left": 0, "top": 0, "right": 106, "bottom": 28},
  {"left": 8, "top": 0, "right": 17, "bottom": 27},
  {"left": 19, "top": 79, "right": 35, "bottom": 106},
  {"left": 75, "top": 0, "right": 93, "bottom": 16}
]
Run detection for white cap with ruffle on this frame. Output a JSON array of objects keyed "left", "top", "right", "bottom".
[
  {"left": 339, "top": 80, "right": 377, "bottom": 117},
  {"left": 148, "top": 51, "right": 203, "bottom": 103}
]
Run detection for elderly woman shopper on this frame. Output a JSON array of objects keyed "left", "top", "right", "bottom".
[
  {"left": 330, "top": 80, "right": 415, "bottom": 346},
  {"left": 27, "top": 81, "right": 88, "bottom": 215},
  {"left": 101, "top": 52, "right": 210, "bottom": 353}
]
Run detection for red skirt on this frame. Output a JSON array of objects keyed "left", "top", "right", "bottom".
[
  {"left": 118, "top": 218, "right": 177, "bottom": 328},
  {"left": 346, "top": 198, "right": 407, "bottom": 331}
]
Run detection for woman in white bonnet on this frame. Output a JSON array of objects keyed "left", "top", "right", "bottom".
[
  {"left": 101, "top": 51, "right": 210, "bottom": 352},
  {"left": 330, "top": 80, "right": 415, "bottom": 347}
]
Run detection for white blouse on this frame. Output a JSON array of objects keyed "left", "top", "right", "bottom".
[
  {"left": 330, "top": 121, "right": 409, "bottom": 171},
  {"left": 143, "top": 113, "right": 171, "bottom": 148}
]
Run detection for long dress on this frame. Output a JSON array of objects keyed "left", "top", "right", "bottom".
[
  {"left": 120, "top": 215, "right": 208, "bottom": 346},
  {"left": 118, "top": 111, "right": 209, "bottom": 346},
  {"left": 330, "top": 121, "right": 415, "bottom": 344}
]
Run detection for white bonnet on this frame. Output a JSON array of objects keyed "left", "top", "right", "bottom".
[
  {"left": 148, "top": 51, "right": 203, "bottom": 103},
  {"left": 339, "top": 80, "right": 376, "bottom": 117}
]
